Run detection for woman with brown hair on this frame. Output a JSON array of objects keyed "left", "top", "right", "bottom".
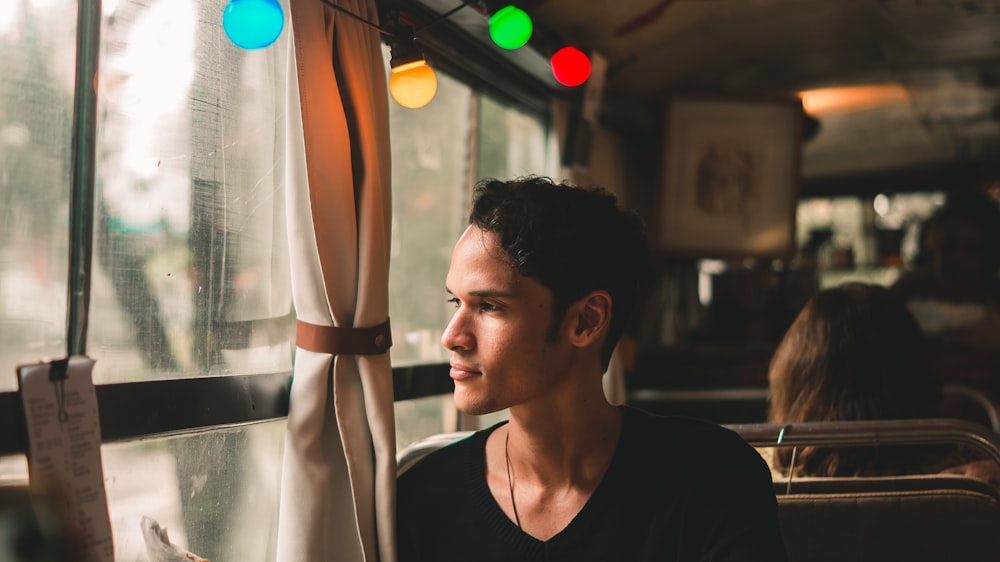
[{"left": 767, "top": 282, "right": 949, "bottom": 477}]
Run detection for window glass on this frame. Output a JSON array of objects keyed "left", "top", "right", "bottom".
[
  {"left": 394, "top": 396, "right": 460, "bottom": 452},
  {"left": 477, "top": 93, "right": 554, "bottom": 180},
  {"left": 91, "top": 0, "right": 293, "bottom": 383},
  {"left": 796, "top": 192, "right": 945, "bottom": 288},
  {"left": 386, "top": 52, "right": 473, "bottom": 368},
  {"left": 0, "top": 0, "right": 76, "bottom": 392},
  {"left": 103, "top": 421, "right": 284, "bottom": 561},
  {"left": 0, "top": 455, "right": 27, "bottom": 482},
  {"left": 0, "top": 422, "right": 284, "bottom": 561},
  {"left": 385, "top": 52, "right": 474, "bottom": 449}
]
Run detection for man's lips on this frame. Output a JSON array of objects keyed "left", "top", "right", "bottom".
[{"left": 449, "top": 363, "right": 481, "bottom": 380}]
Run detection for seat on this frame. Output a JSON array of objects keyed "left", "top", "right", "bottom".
[
  {"left": 773, "top": 475, "right": 1000, "bottom": 561},
  {"left": 397, "top": 431, "right": 472, "bottom": 476},
  {"left": 732, "top": 418, "right": 1000, "bottom": 562}
]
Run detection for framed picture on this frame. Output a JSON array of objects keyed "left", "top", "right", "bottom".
[{"left": 655, "top": 96, "right": 803, "bottom": 258}]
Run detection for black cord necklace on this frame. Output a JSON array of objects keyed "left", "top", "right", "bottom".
[{"left": 505, "top": 429, "right": 522, "bottom": 529}]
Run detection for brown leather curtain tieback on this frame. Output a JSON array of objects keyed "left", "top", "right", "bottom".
[{"left": 295, "top": 318, "right": 392, "bottom": 355}]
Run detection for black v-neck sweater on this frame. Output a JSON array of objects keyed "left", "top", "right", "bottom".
[{"left": 396, "top": 406, "right": 787, "bottom": 561}]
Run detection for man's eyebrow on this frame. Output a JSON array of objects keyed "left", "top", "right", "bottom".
[
  {"left": 472, "top": 290, "right": 515, "bottom": 298},
  {"left": 445, "top": 287, "right": 515, "bottom": 298}
]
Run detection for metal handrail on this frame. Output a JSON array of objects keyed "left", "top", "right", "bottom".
[
  {"left": 727, "top": 418, "right": 1000, "bottom": 466},
  {"left": 628, "top": 388, "right": 769, "bottom": 402},
  {"left": 944, "top": 384, "right": 1000, "bottom": 432}
]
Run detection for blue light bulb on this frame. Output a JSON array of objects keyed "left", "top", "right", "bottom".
[{"left": 223, "top": 0, "right": 284, "bottom": 50}]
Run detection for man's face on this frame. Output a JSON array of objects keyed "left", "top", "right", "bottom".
[{"left": 441, "top": 226, "right": 572, "bottom": 415}]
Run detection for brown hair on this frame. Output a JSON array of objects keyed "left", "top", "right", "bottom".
[
  {"left": 768, "top": 282, "right": 942, "bottom": 476},
  {"left": 469, "top": 177, "right": 650, "bottom": 370}
]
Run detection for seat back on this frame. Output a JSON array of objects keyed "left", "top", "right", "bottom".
[
  {"left": 396, "top": 431, "right": 472, "bottom": 476},
  {"left": 732, "top": 419, "right": 1000, "bottom": 562},
  {"left": 942, "top": 384, "right": 1000, "bottom": 432},
  {"left": 774, "top": 475, "right": 1000, "bottom": 562}
]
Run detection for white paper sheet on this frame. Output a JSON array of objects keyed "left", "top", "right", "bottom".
[{"left": 18, "top": 357, "right": 114, "bottom": 562}]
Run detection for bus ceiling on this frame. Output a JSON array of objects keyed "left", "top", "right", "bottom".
[{"left": 389, "top": 0, "right": 1000, "bottom": 195}]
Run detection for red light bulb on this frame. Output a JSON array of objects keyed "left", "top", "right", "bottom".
[{"left": 550, "top": 46, "right": 591, "bottom": 87}]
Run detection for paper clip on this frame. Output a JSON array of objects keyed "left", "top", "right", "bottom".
[{"left": 48, "top": 358, "right": 70, "bottom": 423}]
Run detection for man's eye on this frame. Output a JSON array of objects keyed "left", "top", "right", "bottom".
[
  {"left": 447, "top": 297, "right": 460, "bottom": 308},
  {"left": 479, "top": 302, "right": 499, "bottom": 312}
]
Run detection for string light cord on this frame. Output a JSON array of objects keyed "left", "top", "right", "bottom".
[
  {"left": 415, "top": 0, "right": 475, "bottom": 32},
  {"left": 312, "top": 0, "right": 475, "bottom": 37},
  {"left": 316, "top": 0, "right": 393, "bottom": 35}
]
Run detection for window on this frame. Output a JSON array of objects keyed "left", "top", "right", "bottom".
[
  {"left": 1, "top": 1, "right": 291, "bottom": 559},
  {"left": 796, "top": 192, "right": 946, "bottom": 288},
  {"left": 103, "top": 422, "right": 284, "bottom": 561},
  {"left": 386, "top": 49, "right": 558, "bottom": 449},
  {"left": 92, "top": 0, "right": 293, "bottom": 383},
  {"left": 94, "top": 1, "right": 291, "bottom": 556},
  {"left": 2, "top": 0, "right": 560, "bottom": 555},
  {"left": 0, "top": 0, "right": 75, "bottom": 392}
]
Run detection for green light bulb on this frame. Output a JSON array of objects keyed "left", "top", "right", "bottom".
[{"left": 489, "top": 6, "right": 532, "bottom": 50}]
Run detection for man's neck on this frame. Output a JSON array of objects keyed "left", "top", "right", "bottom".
[{"left": 506, "top": 396, "right": 623, "bottom": 487}]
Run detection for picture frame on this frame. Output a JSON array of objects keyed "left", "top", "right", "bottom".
[{"left": 655, "top": 96, "right": 803, "bottom": 259}]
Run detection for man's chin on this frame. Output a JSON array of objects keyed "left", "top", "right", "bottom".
[{"left": 453, "top": 391, "right": 498, "bottom": 417}]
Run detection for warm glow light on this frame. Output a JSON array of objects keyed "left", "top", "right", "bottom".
[
  {"left": 223, "top": 0, "right": 284, "bottom": 50},
  {"left": 390, "top": 60, "right": 438, "bottom": 109},
  {"left": 489, "top": 6, "right": 532, "bottom": 50},
  {"left": 799, "top": 84, "right": 909, "bottom": 114},
  {"left": 551, "top": 46, "right": 590, "bottom": 87}
]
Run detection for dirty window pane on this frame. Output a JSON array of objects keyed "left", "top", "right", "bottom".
[
  {"left": 104, "top": 421, "right": 284, "bottom": 561},
  {"left": 0, "top": 422, "right": 285, "bottom": 562},
  {"left": 0, "top": 0, "right": 75, "bottom": 392},
  {"left": 91, "top": 0, "right": 293, "bottom": 382}
]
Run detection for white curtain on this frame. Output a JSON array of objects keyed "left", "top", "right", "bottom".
[{"left": 277, "top": 1, "right": 396, "bottom": 560}]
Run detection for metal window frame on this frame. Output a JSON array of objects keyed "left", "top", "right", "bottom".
[{"left": 0, "top": 364, "right": 452, "bottom": 457}]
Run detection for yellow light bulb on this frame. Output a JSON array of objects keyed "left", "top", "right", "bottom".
[{"left": 390, "top": 60, "right": 438, "bottom": 109}]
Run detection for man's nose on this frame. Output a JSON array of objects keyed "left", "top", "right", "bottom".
[{"left": 441, "top": 310, "right": 473, "bottom": 351}]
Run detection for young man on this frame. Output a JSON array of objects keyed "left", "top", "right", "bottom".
[{"left": 396, "top": 177, "right": 787, "bottom": 561}]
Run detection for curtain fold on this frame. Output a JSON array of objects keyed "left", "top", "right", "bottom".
[{"left": 277, "top": 0, "right": 395, "bottom": 560}]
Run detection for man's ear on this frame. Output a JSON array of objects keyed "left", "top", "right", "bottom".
[{"left": 568, "top": 291, "right": 612, "bottom": 347}]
